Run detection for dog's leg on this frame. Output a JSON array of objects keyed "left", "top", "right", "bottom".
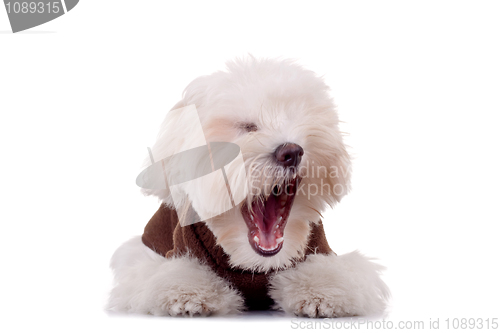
[
  {"left": 269, "top": 252, "right": 390, "bottom": 318},
  {"left": 108, "top": 237, "right": 244, "bottom": 316}
]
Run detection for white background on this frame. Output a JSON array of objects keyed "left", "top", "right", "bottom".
[{"left": 1, "top": 1, "right": 499, "bottom": 332}]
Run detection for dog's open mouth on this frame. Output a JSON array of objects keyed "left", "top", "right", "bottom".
[{"left": 241, "top": 177, "right": 301, "bottom": 257}]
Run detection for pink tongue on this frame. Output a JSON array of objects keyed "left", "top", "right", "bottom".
[
  {"left": 254, "top": 194, "right": 280, "bottom": 247},
  {"left": 263, "top": 195, "right": 278, "bottom": 231}
]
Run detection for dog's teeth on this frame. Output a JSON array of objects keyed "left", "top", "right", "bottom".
[
  {"left": 258, "top": 244, "right": 278, "bottom": 251},
  {"left": 278, "top": 216, "right": 282, "bottom": 222},
  {"left": 253, "top": 236, "right": 259, "bottom": 243},
  {"left": 250, "top": 215, "right": 254, "bottom": 221},
  {"left": 276, "top": 237, "right": 284, "bottom": 244}
]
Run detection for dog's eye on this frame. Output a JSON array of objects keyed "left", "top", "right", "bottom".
[{"left": 239, "top": 122, "right": 258, "bottom": 133}]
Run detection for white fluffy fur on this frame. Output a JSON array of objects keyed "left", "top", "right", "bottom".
[
  {"left": 108, "top": 237, "right": 244, "bottom": 316},
  {"left": 269, "top": 252, "right": 390, "bottom": 317},
  {"left": 142, "top": 56, "right": 351, "bottom": 272},
  {"left": 109, "top": 57, "right": 389, "bottom": 317}
]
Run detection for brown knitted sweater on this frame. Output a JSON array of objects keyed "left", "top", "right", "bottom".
[{"left": 142, "top": 204, "right": 333, "bottom": 310}]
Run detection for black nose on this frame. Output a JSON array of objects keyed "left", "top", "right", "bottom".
[{"left": 274, "top": 143, "right": 304, "bottom": 168}]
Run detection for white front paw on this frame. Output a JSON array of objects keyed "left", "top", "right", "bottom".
[
  {"left": 152, "top": 289, "right": 233, "bottom": 317},
  {"left": 269, "top": 252, "right": 390, "bottom": 318},
  {"left": 291, "top": 295, "right": 354, "bottom": 318},
  {"left": 144, "top": 258, "right": 244, "bottom": 317},
  {"left": 109, "top": 241, "right": 244, "bottom": 317}
]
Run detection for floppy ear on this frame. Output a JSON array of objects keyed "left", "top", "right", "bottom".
[
  {"left": 139, "top": 106, "right": 179, "bottom": 207},
  {"left": 140, "top": 104, "right": 208, "bottom": 207},
  {"left": 329, "top": 139, "right": 352, "bottom": 202},
  {"left": 325, "top": 108, "right": 352, "bottom": 203},
  {"left": 139, "top": 73, "right": 218, "bottom": 206},
  {"left": 302, "top": 103, "right": 352, "bottom": 207}
]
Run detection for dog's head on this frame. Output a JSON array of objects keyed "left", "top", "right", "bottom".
[{"left": 144, "top": 57, "right": 351, "bottom": 272}]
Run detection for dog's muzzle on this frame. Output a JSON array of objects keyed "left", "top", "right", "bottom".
[{"left": 241, "top": 142, "right": 304, "bottom": 257}]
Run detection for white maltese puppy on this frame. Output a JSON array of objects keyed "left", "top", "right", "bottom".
[{"left": 108, "top": 57, "right": 390, "bottom": 317}]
